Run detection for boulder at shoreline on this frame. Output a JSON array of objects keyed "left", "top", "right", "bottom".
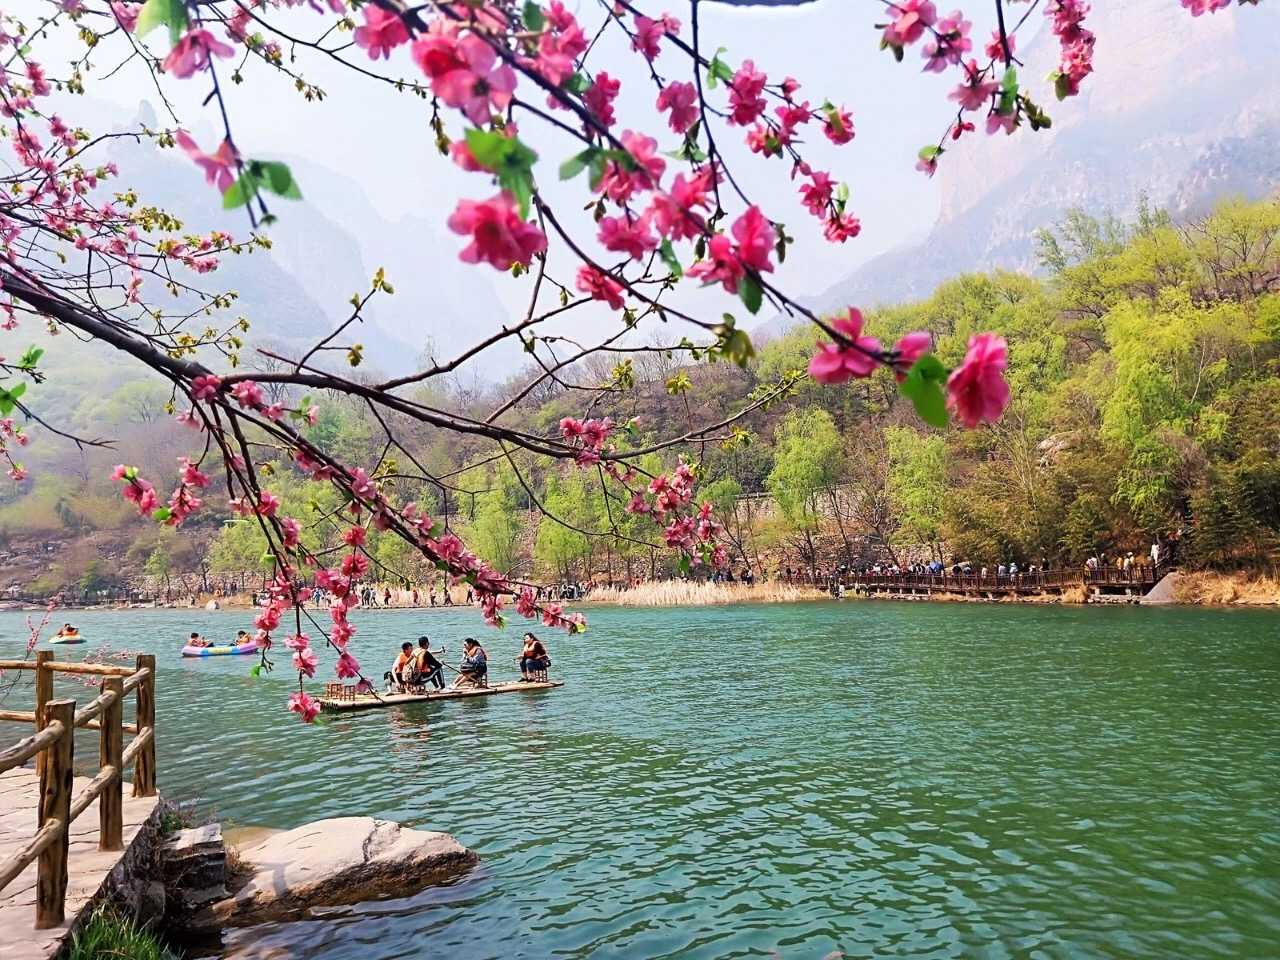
[{"left": 211, "top": 817, "right": 477, "bottom": 927}]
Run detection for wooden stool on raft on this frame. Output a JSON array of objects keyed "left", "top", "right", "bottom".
[
  {"left": 323, "top": 682, "right": 357, "bottom": 701},
  {"left": 528, "top": 668, "right": 549, "bottom": 683}
]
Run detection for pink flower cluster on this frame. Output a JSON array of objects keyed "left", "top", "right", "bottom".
[
  {"left": 621, "top": 462, "right": 728, "bottom": 570},
  {"left": 1047, "top": 0, "right": 1095, "bottom": 98},
  {"left": 448, "top": 193, "right": 547, "bottom": 270},
  {"left": 111, "top": 464, "right": 159, "bottom": 516},
  {"left": 560, "top": 416, "right": 614, "bottom": 467},
  {"left": 947, "top": 333, "right": 1010, "bottom": 427},
  {"left": 687, "top": 205, "right": 775, "bottom": 293}
]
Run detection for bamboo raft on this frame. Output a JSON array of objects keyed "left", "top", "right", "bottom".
[{"left": 319, "top": 679, "right": 564, "bottom": 712}]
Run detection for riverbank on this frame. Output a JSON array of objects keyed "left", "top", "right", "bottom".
[
  {"left": 6, "top": 571, "right": 1279, "bottom": 614},
  {"left": 1172, "top": 571, "right": 1280, "bottom": 606}
]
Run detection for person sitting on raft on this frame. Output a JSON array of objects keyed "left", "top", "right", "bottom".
[
  {"left": 55, "top": 623, "right": 79, "bottom": 639},
  {"left": 412, "top": 636, "right": 445, "bottom": 691},
  {"left": 453, "top": 638, "right": 488, "bottom": 688},
  {"left": 187, "top": 631, "right": 211, "bottom": 648},
  {"left": 392, "top": 641, "right": 416, "bottom": 691},
  {"left": 235, "top": 629, "right": 250, "bottom": 646},
  {"left": 517, "top": 632, "right": 550, "bottom": 682}
]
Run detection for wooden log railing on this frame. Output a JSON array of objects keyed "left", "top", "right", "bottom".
[
  {"left": 0, "top": 653, "right": 157, "bottom": 929},
  {"left": 844, "top": 563, "right": 1166, "bottom": 595}
]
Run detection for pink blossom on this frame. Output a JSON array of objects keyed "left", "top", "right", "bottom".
[
  {"left": 922, "top": 10, "right": 972, "bottom": 72},
  {"left": 190, "top": 373, "right": 222, "bottom": 400},
  {"left": 686, "top": 234, "right": 744, "bottom": 292},
  {"left": 349, "top": 467, "right": 377, "bottom": 500},
  {"left": 411, "top": 22, "right": 466, "bottom": 79},
  {"left": 823, "top": 106, "right": 855, "bottom": 145},
  {"left": 808, "top": 308, "right": 882, "bottom": 384},
  {"left": 648, "top": 167, "right": 714, "bottom": 241},
  {"left": 800, "top": 171, "right": 834, "bottom": 217},
  {"left": 583, "top": 72, "right": 621, "bottom": 128},
  {"left": 632, "top": 12, "right": 679, "bottom": 60},
  {"left": 1181, "top": 0, "right": 1231, "bottom": 13},
  {"left": 284, "top": 632, "right": 310, "bottom": 652},
  {"left": 892, "top": 331, "right": 932, "bottom": 380},
  {"left": 353, "top": 6, "right": 408, "bottom": 60},
  {"left": 288, "top": 690, "right": 320, "bottom": 723},
  {"left": 515, "top": 588, "right": 538, "bottom": 619},
  {"left": 598, "top": 130, "right": 665, "bottom": 203},
  {"left": 336, "top": 652, "right": 361, "bottom": 679},
  {"left": 732, "top": 205, "right": 775, "bottom": 274},
  {"left": 162, "top": 28, "right": 235, "bottom": 79},
  {"left": 949, "top": 61, "right": 998, "bottom": 111},
  {"left": 656, "top": 82, "right": 698, "bottom": 134},
  {"left": 576, "top": 266, "right": 626, "bottom": 310},
  {"left": 448, "top": 192, "right": 547, "bottom": 270},
  {"left": 947, "top": 333, "right": 1010, "bottom": 428},
  {"left": 179, "top": 458, "right": 209, "bottom": 488},
  {"left": 110, "top": 2, "right": 139, "bottom": 32},
  {"left": 727, "top": 60, "right": 767, "bottom": 126},
  {"left": 882, "top": 0, "right": 937, "bottom": 47},
  {"left": 431, "top": 34, "right": 517, "bottom": 126},
  {"left": 230, "top": 380, "right": 264, "bottom": 409},
  {"left": 824, "top": 213, "right": 862, "bottom": 244},
  {"left": 984, "top": 29, "right": 1014, "bottom": 60},
  {"left": 598, "top": 213, "right": 658, "bottom": 261},
  {"left": 256, "top": 491, "right": 280, "bottom": 517}
]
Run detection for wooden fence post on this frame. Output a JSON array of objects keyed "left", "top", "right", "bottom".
[
  {"left": 133, "top": 654, "right": 156, "bottom": 797},
  {"left": 33, "top": 650, "right": 52, "bottom": 784},
  {"left": 36, "top": 698, "right": 74, "bottom": 930},
  {"left": 99, "top": 677, "right": 124, "bottom": 851}
]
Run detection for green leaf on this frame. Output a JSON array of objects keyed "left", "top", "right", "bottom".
[
  {"left": 249, "top": 664, "right": 262, "bottom": 678},
  {"left": 917, "top": 145, "right": 942, "bottom": 161},
  {"left": 899, "top": 355, "right": 950, "bottom": 428},
  {"left": 17, "top": 346, "right": 43, "bottom": 370},
  {"left": 255, "top": 161, "right": 302, "bottom": 200},
  {"left": 677, "top": 554, "right": 691, "bottom": 576},
  {"left": 1053, "top": 72, "right": 1072, "bottom": 101},
  {"left": 1001, "top": 66, "right": 1018, "bottom": 95},
  {"left": 737, "top": 272, "right": 763, "bottom": 315},
  {"left": 522, "top": 0, "right": 545, "bottom": 31},
  {"left": 565, "top": 71, "right": 590, "bottom": 95},
  {"left": 706, "top": 47, "right": 733, "bottom": 88},
  {"left": 659, "top": 239, "right": 683, "bottom": 280},
  {"left": 559, "top": 147, "right": 598, "bottom": 181},
  {"left": 222, "top": 173, "right": 255, "bottom": 210},
  {"left": 724, "top": 328, "right": 756, "bottom": 367},
  {"left": 151, "top": 506, "right": 173, "bottom": 522},
  {"left": 135, "top": 0, "right": 188, "bottom": 44}
]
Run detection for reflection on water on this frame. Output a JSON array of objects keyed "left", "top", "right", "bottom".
[{"left": 2, "top": 602, "right": 1278, "bottom": 959}]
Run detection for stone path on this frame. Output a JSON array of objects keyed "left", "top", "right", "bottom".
[{"left": 0, "top": 765, "right": 159, "bottom": 960}]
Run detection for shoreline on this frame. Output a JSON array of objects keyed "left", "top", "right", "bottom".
[{"left": 2, "top": 571, "right": 1275, "bottom": 614}]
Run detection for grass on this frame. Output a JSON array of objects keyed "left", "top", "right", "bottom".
[
  {"left": 66, "top": 905, "right": 177, "bottom": 960},
  {"left": 587, "top": 580, "right": 828, "bottom": 607},
  {"left": 1172, "top": 570, "right": 1280, "bottom": 605}
]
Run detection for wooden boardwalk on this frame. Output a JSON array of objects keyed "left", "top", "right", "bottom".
[
  {"left": 845, "top": 566, "right": 1164, "bottom": 598},
  {"left": 0, "top": 766, "right": 159, "bottom": 960}
]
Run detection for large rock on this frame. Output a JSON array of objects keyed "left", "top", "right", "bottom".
[
  {"left": 210, "top": 817, "right": 477, "bottom": 927},
  {"left": 1140, "top": 572, "right": 1182, "bottom": 605}
]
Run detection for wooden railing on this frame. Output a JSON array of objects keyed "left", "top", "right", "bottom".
[
  {"left": 0, "top": 652, "right": 156, "bottom": 929},
  {"left": 845, "top": 563, "right": 1166, "bottom": 594}
]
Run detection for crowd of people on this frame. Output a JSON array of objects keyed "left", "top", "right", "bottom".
[{"left": 386, "top": 631, "right": 552, "bottom": 694}]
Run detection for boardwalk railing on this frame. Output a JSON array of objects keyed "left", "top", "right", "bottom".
[
  {"left": 844, "top": 564, "right": 1166, "bottom": 594},
  {"left": 0, "top": 652, "right": 156, "bottom": 929}
]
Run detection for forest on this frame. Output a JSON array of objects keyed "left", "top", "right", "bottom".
[{"left": 3, "top": 197, "right": 1277, "bottom": 596}]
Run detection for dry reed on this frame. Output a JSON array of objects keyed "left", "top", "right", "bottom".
[
  {"left": 1172, "top": 571, "right": 1280, "bottom": 606},
  {"left": 586, "top": 580, "right": 828, "bottom": 607}
]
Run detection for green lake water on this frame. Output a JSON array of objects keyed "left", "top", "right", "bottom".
[{"left": 1, "top": 602, "right": 1278, "bottom": 959}]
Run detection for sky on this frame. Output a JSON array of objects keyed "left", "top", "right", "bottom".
[{"left": 38, "top": 0, "right": 1050, "bottom": 363}]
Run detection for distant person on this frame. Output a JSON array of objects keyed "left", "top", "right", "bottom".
[
  {"left": 383, "top": 586, "right": 392, "bottom": 606},
  {"left": 454, "top": 638, "right": 488, "bottom": 688},
  {"left": 518, "top": 632, "right": 550, "bottom": 681},
  {"left": 187, "top": 631, "right": 210, "bottom": 648},
  {"left": 413, "top": 636, "right": 445, "bottom": 690}
]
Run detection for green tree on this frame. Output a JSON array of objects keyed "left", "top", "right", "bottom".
[{"left": 766, "top": 408, "right": 845, "bottom": 575}]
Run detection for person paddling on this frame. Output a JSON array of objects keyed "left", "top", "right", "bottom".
[
  {"left": 187, "top": 631, "right": 211, "bottom": 648},
  {"left": 412, "top": 636, "right": 445, "bottom": 691}
]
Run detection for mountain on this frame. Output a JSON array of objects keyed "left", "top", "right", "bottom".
[
  {"left": 105, "top": 110, "right": 515, "bottom": 379},
  {"left": 796, "top": 0, "right": 1280, "bottom": 320}
]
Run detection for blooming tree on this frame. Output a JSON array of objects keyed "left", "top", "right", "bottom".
[{"left": 0, "top": 0, "right": 1259, "bottom": 718}]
